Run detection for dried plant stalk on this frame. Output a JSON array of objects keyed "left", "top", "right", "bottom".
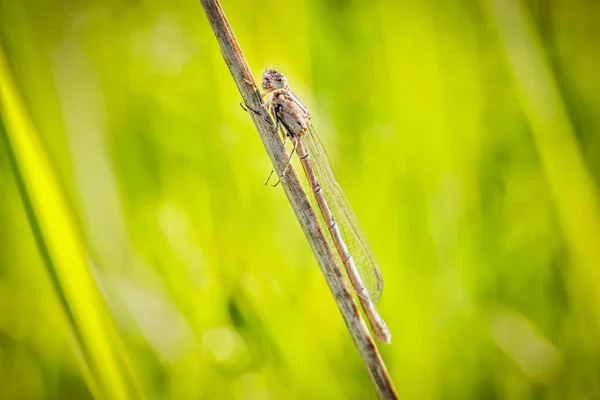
[{"left": 198, "top": 1, "right": 398, "bottom": 398}]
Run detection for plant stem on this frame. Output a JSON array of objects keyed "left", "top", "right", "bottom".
[{"left": 198, "top": 1, "right": 398, "bottom": 398}]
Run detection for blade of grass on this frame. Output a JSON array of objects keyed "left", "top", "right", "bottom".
[
  {"left": 0, "top": 43, "right": 146, "bottom": 400},
  {"left": 488, "top": 0, "right": 600, "bottom": 320}
]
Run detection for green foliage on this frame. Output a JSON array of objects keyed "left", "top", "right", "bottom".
[
  {"left": 0, "top": 41, "right": 145, "bottom": 400},
  {"left": 1, "top": 0, "right": 599, "bottom": 398}
]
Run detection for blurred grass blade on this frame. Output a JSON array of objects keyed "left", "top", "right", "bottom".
[
  {"left": 488, "top": 0, "right": 600, "bottom": 317},
  {"left": 0, "top": 44, "right": 146, "bottom": 400}
]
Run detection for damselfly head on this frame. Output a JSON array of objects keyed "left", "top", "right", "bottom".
[{"left": 262, "top": 68, "right": 288, "bottom": 91}]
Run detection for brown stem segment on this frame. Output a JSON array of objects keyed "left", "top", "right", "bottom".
[
  {"left": 198, "top": 0, "right": 398, "bottom": 398},
  {"left": 295, "top": 139, "right": 391, "bottom": 344}
]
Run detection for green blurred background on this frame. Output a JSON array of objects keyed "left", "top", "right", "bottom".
[{"left": 1, "top": 0, "right": 600, "bottom": 398}]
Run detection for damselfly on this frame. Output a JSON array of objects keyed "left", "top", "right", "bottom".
[{"left": 260, "top": 69, "right": 391, "bottom": 343}]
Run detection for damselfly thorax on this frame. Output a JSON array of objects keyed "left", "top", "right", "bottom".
[{"left": 272, "top": 92, "right": 311, "bottom": 139}]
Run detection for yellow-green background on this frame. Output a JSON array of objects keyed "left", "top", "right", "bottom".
[{"left": 1, "top": 0, "right": 600, "bottom": 398}]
